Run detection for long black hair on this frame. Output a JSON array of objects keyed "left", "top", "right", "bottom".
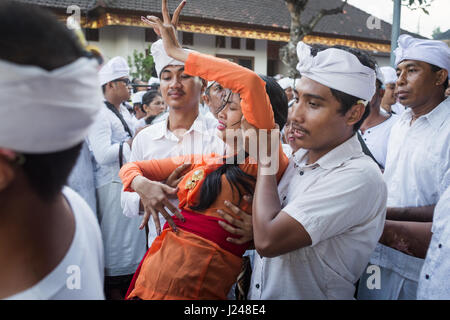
[
  {"left": 190, "top": 76, "right": 288, "bottom": 212},
  {"left": 142, "top": 89, "right": 163, "bottom": 125}
]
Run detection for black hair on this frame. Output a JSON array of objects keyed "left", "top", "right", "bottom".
[
  {"left": 259, "top": 75, "right": 289, "bottom": 129},
  {"left": 190, "top": 154, "right": 256, "bottom": 212},
  {"left": 142, "top": 90, "right": 163, "bottom": 124},
  {"left": 310, "top": 44, "right": 377, "bottom": 132},
  {"left": 0, "top": 1, "right": 87, "bottom": 201},
  {"left": 190, "top": 74, "right": 286, "bottom": 212}
]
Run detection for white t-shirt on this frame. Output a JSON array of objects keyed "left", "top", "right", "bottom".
[
  {"left": 249, "top": 135, "right": 387, "bottom": 300},
  {"left": 5, "top": 187, "right": 104, "bottom": 300},
  {"left": 359, "top": 114, "right": 398, "bottom": 168}
]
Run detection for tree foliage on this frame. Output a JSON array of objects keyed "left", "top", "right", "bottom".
[
  {"left": 401, "top": 0, "right": 434, "bottom": 14},
  {"left": 127, "top": 45, "right": 154, "bottom": 81}
]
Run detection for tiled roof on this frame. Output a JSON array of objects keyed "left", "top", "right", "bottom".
[{"left": 14, "top": 0, "right": 422, "bottom": 41}]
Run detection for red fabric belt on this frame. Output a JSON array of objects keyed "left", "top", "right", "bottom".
[{"left": 163, "top": 209, "right": 249, "bottom": 257}]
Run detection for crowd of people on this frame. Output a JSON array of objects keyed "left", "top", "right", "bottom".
[{"left": 1, "top": 0, "right": 449, "bottom": 300}]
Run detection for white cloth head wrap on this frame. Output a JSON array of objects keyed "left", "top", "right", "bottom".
[
  {"left": 0, "top": 57, "right": 103, "bottom": 153},
  {"left": 151, "top": 39, "right": 193, "bottom": 77},
  {"left": 380, "top": 66, "right": 397, "bottom": 84},
  {"left": 98, "top": 56, "right": 130, "bottom": 85},
  {"left": 277, "top": 77, "right": 295, "bottom": 90},
  {"left": 296, "top": 42, "right": 376, "bottom": 101},
  {"left": 148, "top": 77, "right": 160, "bottom": 85},
  {"left": 131, "top": 91, "right": 146, "bottom": 104},
  {"left": 394, "top": 34, "right": 450, "bottom": 79}
]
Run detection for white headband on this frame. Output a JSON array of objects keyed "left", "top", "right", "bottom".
[
  {"left": 151, "top": 39, "right": 193, "bottom": 77},
  {"left": 0, "top": 57, "right": 103, "bottom": 153},
  {"left": 99, "top": 56, "right": 130, "bottom": 86},
  {"left": 296, "top": 42, "right": 376, "bottom": 101},
  {"left": 277, "top": 77, "right": 295, "bottom": 90},
  {"left": 131, "top": 91, "right": 146, "bottom": 104},
  {"left": 380, "top": 66, "right": 397, "bottom": 84},
  {"left": 395, "top": 34, "right": 450, "bottom": 79}
]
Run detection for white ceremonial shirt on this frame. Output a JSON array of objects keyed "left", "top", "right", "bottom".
[
  {"left": 369, "top": 97, "right": 450, "bottom": 287},
  {"left": 121, "top": 112, "right": 226, "bottom": 246},
  {"left": 88, "top": 102, "right": 136, "bottom": 188},
  {"left": 359, "top": 114, "right": 398, "bottom": 168},
  {"left": 249, "top": 134, "right": 387, "bottom": 300},
  {"left": 5, "top": 187, "right": 104, "bottom": 300},
  {"left": 417, "top": 186, "right": 450, "bottom": 299}
]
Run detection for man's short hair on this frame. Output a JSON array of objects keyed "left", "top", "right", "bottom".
[
  {"left": 0, "top": 1, "right": 86, "bottom": 201},
  {"left": 310, "top": 44, "right": 377, "bottom": 132}
]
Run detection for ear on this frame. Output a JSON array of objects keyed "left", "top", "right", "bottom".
[
  {"left": 435, "top": 69, "right": 448, "bottom": 87},
  {"left": 0, "top": 152, "right": 16, "bottom": 192},
  {"left": 346, "top": 101, "right": 366, "bottom": 127}
]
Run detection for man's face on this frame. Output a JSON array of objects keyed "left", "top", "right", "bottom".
[
  {"left": 289, "top": 77, "right": 359, "bottom": 160},
  {"left": 395, "top": 59, "right": 441, "bottom": 109},
  {"left": 111, "top": 77, "right": 131, "bottom": 102},
  {"left": 381, "top": 82, "right": 397, "bottom": 106},
  {"left": 203, "top": 82, "right": 227, "bottom": 118},
  {"left": 159, "top": 65, "right": 204, "bottom": 109}
]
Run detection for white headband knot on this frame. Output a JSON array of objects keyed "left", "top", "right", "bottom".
[{"left": 151, "top": 39, "right": 193, "bottom": 78}]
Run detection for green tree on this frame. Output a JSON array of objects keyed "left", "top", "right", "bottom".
[
  {"left": 401, "top": 0, "right": 434, "bottom": 14},
  {"left": 127, "top": 45, "right": 154, "bottom": 81},
  {"left": 431, "top": 27, "right": 442, "bottom": 39}
]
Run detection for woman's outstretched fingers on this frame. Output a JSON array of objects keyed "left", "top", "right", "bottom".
[
  {"left": 172, "top": 0, "right": 187, "bottom": 26},
  {"left": 161, "top": 0, "right": 171, "bottom": 24}
]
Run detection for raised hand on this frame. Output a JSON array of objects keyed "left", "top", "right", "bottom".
[{"left": 141, "top": 0, "right": 189, "bottom": 62}]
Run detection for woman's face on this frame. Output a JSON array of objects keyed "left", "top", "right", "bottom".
[
  {"left": 216, "top": 90, "right": 243, "bottom": 144},
  {"left": 143, "top": 95, "right": 166, "bottom": 116}
]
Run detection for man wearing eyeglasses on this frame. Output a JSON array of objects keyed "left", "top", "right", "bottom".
[{"left": 88, "top": 56, "right": 147, "bottom": 300}]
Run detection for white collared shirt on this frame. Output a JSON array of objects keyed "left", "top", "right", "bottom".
[
  {"left": 121, "top": 112, "right": 225, "bottom": 246},
  {"left": 417, "top": 185, "right": 450, "bottom": 299},
  {"left": 249, "top": 134, "right": 387, "bottom": 300},
  {"left": 384, "top": 97, "right": 450, "bottom": 208},
  {"left": 88, "top": 102, "right": 136, "bottom": 188},
  {"left": 369, "top": 97, "right": 450, "bottom": 282}
]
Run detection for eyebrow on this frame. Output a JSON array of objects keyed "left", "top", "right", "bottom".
[
  {"left": 161, "top": 66, "right": 185, "bottom": 75},
  {"left": 397, "top": 62, "right": 419, "bottom": 72},
  {"left": 294, "top": 90, "right": 326, "bottom": 101}
]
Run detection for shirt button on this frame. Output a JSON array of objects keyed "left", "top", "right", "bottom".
[
  {"left": 283, "top": 196, "right": 287, "bottom": 201},
  {"left": 255, "top": 284, "right": 260, "bottom": 289},
  {"left": 438, "top": 244, "right": 442, "bottom": 248},
  {"left": 299, "top": 171, "right": 304, "bottom": 176},
  {"left": 425, "top": 274, "right": 430, "bottom": 280}
]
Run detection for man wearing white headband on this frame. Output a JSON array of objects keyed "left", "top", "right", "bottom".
[
  {"left": 358, "top": 66, "right": 398, "bottom": 169},
  {"left": 358, "top": 35, "right": 450, "bottom": 300},
  {"left": 379, "top": 66, "right": 405, "bottom": 115},
  {"left": 0, "top": 2, "right": 104, "bottom": 299},
  {"left": 131, "top": 91, "right": 148, "bottom": 130},
  {"left": 88, "top": 56, "right": 146, "bottom": 300},
  {"left": 247, "top": 42, "right": 387, "bottom": 299}
]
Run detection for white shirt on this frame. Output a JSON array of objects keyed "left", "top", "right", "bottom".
[
  {"left": 249, "top": 134, "right": 387, "bottom": 300},
  {"left": 88, "top": 102, "right": 135, "bottom": 188},
  {"left": 417, "top": 186, "right": 450, "bottom": 299},
  {"left": 359, "top": 114, "right": 398, "bottom": 168},
  {"left": 369, "top": 97, "right": 450, "bottom": 280},
  {"left": 384, "top": 97, "right": 450, "bottom": 207},
  {"left": 121, "top": 112, "right": 226, "bottom": 246},
  {"left": 5, "top": 187, "right": 104, "bottom": 300},
  {"left": 391, "top": 102, "right": 406, "bottom": 116}
]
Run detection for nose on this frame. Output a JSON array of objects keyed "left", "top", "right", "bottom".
[
  {"left": 290, "top": 99, "right": 305, "bottom": 124},
  {"left": 396, "top": 70, "right": 406, "bottom": 87},
  {"left": 169, "top": 75, "right": 183, "bottom": 88}
]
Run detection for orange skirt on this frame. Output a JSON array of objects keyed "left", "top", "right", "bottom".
[{"left": 126, "top": 228, "right": 243, "bottom": 300}]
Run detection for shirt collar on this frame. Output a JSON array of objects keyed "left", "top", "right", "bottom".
[
  {"left": 399, "top": 97, "right": 450, "bottom": 131},
  {"left": 151, "top": 112, "right": 210, "bottom": 140},
  {"left": 292, "top": 134, "right": 364, "bottom": 170}
]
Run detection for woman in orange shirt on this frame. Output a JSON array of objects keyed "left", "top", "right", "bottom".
[{"left": 119, "top": 3, "right": 288, "bottom": 300}]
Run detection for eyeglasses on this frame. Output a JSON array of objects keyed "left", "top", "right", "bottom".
[{"left": 113, "top": 78, "right": 131, "bottom": 86}]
